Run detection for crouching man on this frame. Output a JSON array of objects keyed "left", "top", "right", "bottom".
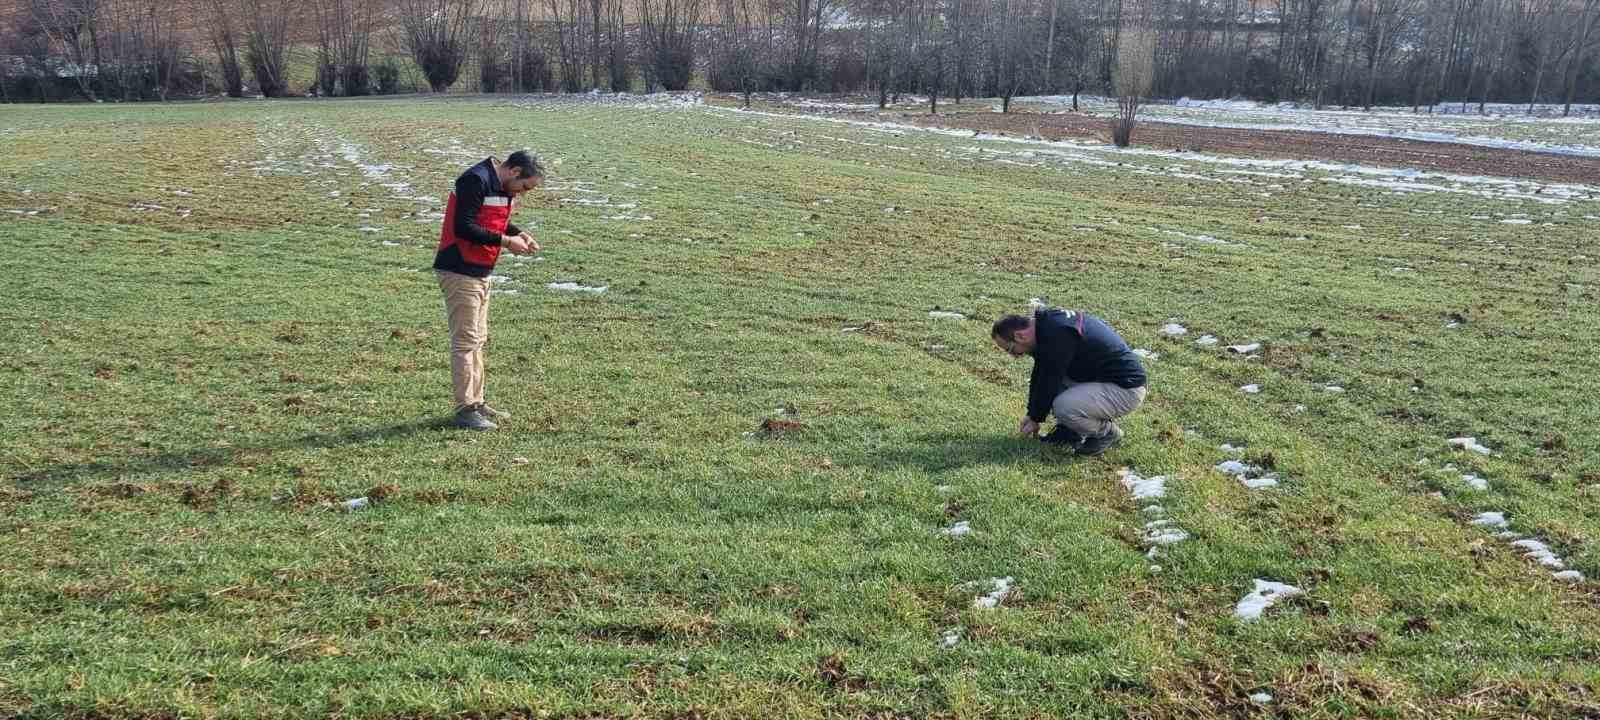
[{"left": 991, "top": 307, "right": 1148, "bottom": 455}]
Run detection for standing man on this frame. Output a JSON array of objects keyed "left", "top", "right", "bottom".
[
  {"left": 434, "top": 150, "right": 544, "bottom": 430},
  {"left": 991, "top": 307, "right": 1148, "bottom": 455}
]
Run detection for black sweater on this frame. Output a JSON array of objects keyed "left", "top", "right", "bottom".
[
  {"left": 451, "top": 159, "right": 522, "bottom": 245},
  {"left": 1027, "top": 308, "right": 1148, "bottom": 422}
]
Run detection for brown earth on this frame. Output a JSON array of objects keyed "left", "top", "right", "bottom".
[{"left": 885, "top": 110, "right": 1600, "bottom": 187}]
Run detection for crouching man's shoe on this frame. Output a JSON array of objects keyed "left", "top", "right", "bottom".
[
  {"left": 1039, "top": 425, "right": 1084, "bottom": 449},
  {"left": 1075, "top": 425, "right": 1124, "bottom": 456}
]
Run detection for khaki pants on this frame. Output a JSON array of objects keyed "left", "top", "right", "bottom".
[
  {"left": 436, "top": 271, "right": 491, "bottom": 413},
  {"left": 1052, "top": 383, "right": 1148, "bottom": 438}
]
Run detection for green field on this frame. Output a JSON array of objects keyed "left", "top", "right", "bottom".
[{"left": 2, "top": 95, "right": 1599, "bottom": 718}]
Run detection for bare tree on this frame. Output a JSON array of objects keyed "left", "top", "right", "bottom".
[
  {"left": 788, "top": 0, "right": 832, "bottom": 88},
  {"left": 1111, "top": 21, "right": 1154, "bottom": 145},
  {"left": 916, "top": 0, "right": 949, "bottom": 112},
  {"left": 588, "top": 0, "right": 602, "bottom": 88},
  {"left": 242, "top": 0, "right": 294, "bottom": 96},
  {"left": 1093, "top": 0, "right": 1124, "bottom": 94},
  {"left": 1471, "top": 0, "right": 1509, "bottom": 112},
  {"left": 1363, "top": 0, "right": 1410, "bottom": 109},
  {"left": 1564, "top": 0, "right": 1599, "bottom": 115},
  {"left": 398, "top": 0, "right": 481, "bottom": 92},
  {"left": 143, "top": 0, "right": 185, "bottom": 99},
  {"left": 1042, "top": 0, "right": 1058, "bottom": 89},
  {"left": 642, "top": 0, "right": 705, "bottom": 90},
  {"left": 202, "top": 0, "right": 246, "bottom": 96},
  {"left": 994, "top": 0, "right": 1038, "bottom": 112},
  {"left": 310, "top": 0, "right": 377, "bottom": 95},
  {"left": 866, "top": 0, "right": 912, "bottom": 107},
  {"left": 1522, "top": 0, "right": 1563, "bottom": 112},
  {"left": 23, "top": 0, "right": 103, "bottom": 100},
  {"left": 711, "top": 0, "right": 763, "bottom": 103},
  {"left": 547, "top": 0, "right": 589, "bottom": 90},
  {"left": 604, "top": 0, "right": 631, "bottom": 90}
]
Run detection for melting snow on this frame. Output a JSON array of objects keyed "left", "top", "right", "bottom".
[
  {"left": 973, "top": 577, "right": 1015, "bottom": 609},
  {"left": 1159, "top": 323, "right": 1188, "bottom": 337},
  {"left": 1471, "top": 512, "right": 1509, "bottom": 529},
  {"left": 1143, "top": 524, "right": 1191, "bottom": 546},
  {"left": 546, "top": 282, "right": 608, "bottom": 293},
  {"left": 1235, "top": 580, "right": 1304, "bottom": 621},
  {"left": 1511, "top": 539, "right": 1566, "bottom": 569},
  {"left": 1119, "top": 469, "right": 1169, "bottom": 500},
  {"left": 1215, "top": 460, "right": 1254, "bottom": 476},
  {"left": 941, "top": 521, "right": 973, "bottom": 537},
  {"left": 1448, "top": 437, "right": 1495, "bottom": 455}
]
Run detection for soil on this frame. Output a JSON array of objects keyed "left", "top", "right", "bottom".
[{"left": 879, "top": 110, "right": 1600, "bottom": 186}]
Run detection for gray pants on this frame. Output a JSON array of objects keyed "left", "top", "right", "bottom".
[{"left": 1052, "top": 383, "right": 1148, "bottom": 437}]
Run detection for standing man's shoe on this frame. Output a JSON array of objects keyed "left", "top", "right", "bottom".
[
  {"left": 454, "top": 405, "right": 498, "bottom": 430},
  {"left": 478, "top": 402, "right": 511, "bottom": 420},
  {"left": 1076, "top": 425, "right": 1124, "bottom": 456},
  {"left": 1039, "top": 425, "right": 1083, "bottom": 448}
]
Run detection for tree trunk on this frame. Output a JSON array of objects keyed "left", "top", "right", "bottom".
[
  {"left": 1478, "top": 0, "right": 1507, "bottom": 113},
  {"left": 1529, "top": 31, "right": 1553, "bottom": 113},
  {"left": 1044, "top": 0, "right": 1058, "bottom": 91},
  {"left": 515, "top": 0, "right": 525, "bottom": 91},
  {"left": 1238, "top": 0, "right": 1258, "bottom": 98},
  {"left": 1363, "top": 3, "right": 1384, "bottom": 110},
  {"left": 1336, "top": 0, "right": 1359, "bottom": 105},
  {"left": 592, "top": 0, "right": 603, "bottom": 89},
  {"left": 1221, "top": 0, "right": 1238, "bottom": 97},
  {"left": 1564, "top": 0, "right": 1597, "bottom": 116}
]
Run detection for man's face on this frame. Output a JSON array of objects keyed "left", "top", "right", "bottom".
[
  {"left": 993, "top": 329, "right": 1034, "bottom": 357},
  {"left": 505, "top": 173, "right": 543, "bottom": 196}
]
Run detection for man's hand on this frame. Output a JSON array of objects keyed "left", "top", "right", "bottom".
[
  {"left": 1019, "top": 417, "right": 1040, "bottom": 437},
  {"left": 518, "top": 231, "right": 541, "bottom": 253},
  {"left": 503, "top": 234, "right": 533, "bottom": 255}
]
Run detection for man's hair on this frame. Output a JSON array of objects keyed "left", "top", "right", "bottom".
[
  {"left": 992, "top": 314, "right": 1031, "bottom": 341},
  {"left": 505, "top": 150, "right": 544, "bottom": 179}
]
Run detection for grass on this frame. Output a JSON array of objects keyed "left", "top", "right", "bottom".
[{"left": 1, "top": 95, "right": 1599, "bottom": 718}]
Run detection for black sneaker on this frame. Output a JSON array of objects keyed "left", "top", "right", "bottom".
[
  {"left": 453, "top": 406, "right": 498, "bottom": 430},
  {"left": 1075, "top": 425, "right": 1124, "bottom": 456},
  {"left": 1040, "top": 425, "right": 1084, "bottom": 448}
]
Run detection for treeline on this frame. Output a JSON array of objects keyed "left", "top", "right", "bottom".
[{"left": 3, "top": 0, "right": 1596, "bottom": 113}]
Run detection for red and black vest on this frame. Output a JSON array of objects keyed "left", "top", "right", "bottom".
[{"left": 433, "top": 159, "right": 515, "bottom": 277}]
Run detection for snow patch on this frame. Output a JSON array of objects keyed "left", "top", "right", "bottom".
[
  {"left": 973, "top": 577, "right": 1015, "bottom": 609},
  {"left": 1235, "top": 580, "right": 1304, "bottom": 621},
  {"left": 1448, "top": 436, "right": 1495, "bottom": 455},
  {"left": 546, "top": 282, "right": 608, "bottom": 293},
  {"left": 1118, "top": 468, "right": 1169, "bottom": 500}
]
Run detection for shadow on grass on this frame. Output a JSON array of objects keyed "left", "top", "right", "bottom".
[
  {"left": 12, "top": 418, "right": 452, "bottom": 486},
  {"left": 844, "top": 431, "right": 1074, "bottom": 474}
]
